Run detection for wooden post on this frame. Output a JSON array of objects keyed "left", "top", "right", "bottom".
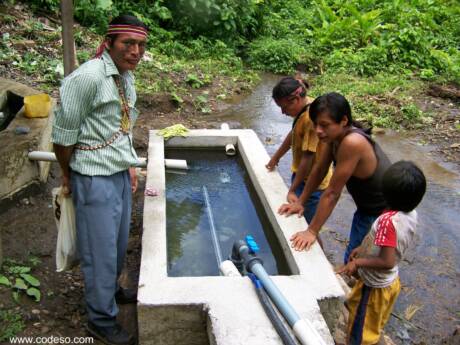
[
  {"left": 61, "top": 0, "right": 76, "bottom": 76},
  {"left": 0, "top": 229, "right": 3, "bottom": 268}
]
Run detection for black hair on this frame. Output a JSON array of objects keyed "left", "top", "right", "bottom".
[
  {"left": 309, "top": 92, "right": 371, "bottom": 134},
  {"left": 382, "top": 160, "right": 426, "bottom": 212},
  {"left": 107, "top": 14, "right": 148, "bottom": 43},
  {"left": 272, "top": 77, "right": 309, "bottom": 100}
]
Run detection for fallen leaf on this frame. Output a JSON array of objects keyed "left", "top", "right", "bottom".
[{"left": 404, "top": 304, "right": 423, "bottom": 320}]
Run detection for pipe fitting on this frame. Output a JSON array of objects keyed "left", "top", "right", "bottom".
[
  {"left": 220, "top": 123, "right": 236, "bottom": 156},
  {"left": 231, "top": 240, "right": 263, "bottom": 274},
  {"left": 225, "top": 143, "right": 236, "bottom": 156},
  {"left": 219, "top": 260, "right": 241, "bottom": 277},
  {"left": 220, "top": 123, "right": 230, "bottom": 131}
]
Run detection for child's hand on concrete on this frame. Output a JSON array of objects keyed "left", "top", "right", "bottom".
[
  {"left": 265, "top": 157, "right": 279, "bottom": 171},
  {"left": 278, "top": 202, "right": 304, "bottom": 217},
  {"left": 290, "top": 229, "right": 317, "bottom": 251}
]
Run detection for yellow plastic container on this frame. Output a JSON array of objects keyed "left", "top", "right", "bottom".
[{"left": 24, "top": 93, "right": 51, "bottom": 118}]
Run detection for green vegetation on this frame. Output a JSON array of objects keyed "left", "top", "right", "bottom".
[
  {"left": 0, "top": 309, "right": 25, "bottom": 342},
  {"left": 25, "top": 0, "right": 458, "bottom": 82},
  {"left": 2, "top": 0, "right": 458, "bottom": 129},
  {"left": 135, "top": 38, "right": 258, "bottom": 97},
  {"left": 0, "top": 23, "right": 66, "bottom": 91},
  {"left": 0, "top": 258, "right": 41, "bottom": 303},
  {"left": 251, "top": 0, "right": 460, "bottom": 82},
  {"left": 309, "top": 73, "right": 431, "bottom": 129},
  {"left": 157, "top": 124, "right": 189, "bottom": 139},
  {"left": 0, "top": 257, "right": 38, "bottom": 345}
]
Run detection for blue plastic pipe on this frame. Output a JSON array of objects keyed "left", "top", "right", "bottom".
[
  {"left": 235, "top": 240, "right": 327, "bottom": 345},
  {"left": 248, "top": 273, "right": 297, "bottom": 345},
  {"left": 238, "top": 243, "right": 298, "bottom": 326}
]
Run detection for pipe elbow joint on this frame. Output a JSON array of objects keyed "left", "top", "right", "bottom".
[{"left": 246, "top": 256, "right": 264, "bottom": 274}]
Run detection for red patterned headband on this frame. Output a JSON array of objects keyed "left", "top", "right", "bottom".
[
  {"left": 94, "top": 24, "right": 148, "bottom": 58},
  {"left": 107, "top": 24, "right": 148, "bottom": 37}
]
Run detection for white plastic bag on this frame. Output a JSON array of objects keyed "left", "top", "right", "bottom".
[{"left": 52, "top": 187, "right": 78, "bottom": 272}]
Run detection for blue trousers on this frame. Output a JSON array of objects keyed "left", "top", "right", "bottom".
[
  {"left": 344, "top": 209, "right": 378, "bottom": 264},
  {"left": 71, "top": 170, "right": 132, "bottom": 327},
  {"left": 291, "top": 173, "right": 323, "bottom": 224}
]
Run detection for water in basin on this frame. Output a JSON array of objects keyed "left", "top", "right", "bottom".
[{"left": 166, "top": 149, "right": 290, "bottom": 277}]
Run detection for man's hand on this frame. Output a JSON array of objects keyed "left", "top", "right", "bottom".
[
  {"left": 53, "top": 144, "right": 74, "bottom": 197},
  {"left": 290, "top": 229, "right": 317, "bottom": 251},
  {"left": 335, "top": 260, "right": 358, "bottom": 276},
  {"left": 265, "top": 157, "right": 279, "bottom": 171},
  {"left": 129, "top": 167, "right": 138, "bottom": 193},
  {"left": 278, "top": 202, "right": 304, "bottom": 217},
  {"left": 62, "top": 174, "right": 71, "bottom": 196},
  {"left": 287, "top": 191, "right": 299, "bottom": 204}
]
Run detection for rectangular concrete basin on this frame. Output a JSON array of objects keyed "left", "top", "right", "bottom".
[{"left": 138, "top": 129, "right": 345, "bottom": 345}]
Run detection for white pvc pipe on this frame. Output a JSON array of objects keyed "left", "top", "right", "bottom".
[
  {"left": 219, "top": 260, "right": 241, "bottom": 277},
  {"left": 136, "top": 157, "right": 147, "bottom": 168},
  {"left": 28, "top": 151, "right": 56, "bottom": 162},
  {"left": 28, "top": 151, "right": 188, "bottom": 170},
  {"left": 220, "top": 123, "right": 236, "bottom": 156},
  {"left": 293, "top": 319, "right": 327, "bottom": 345},
  {"left": 225, "top": 143, "right": 236, "bottom": 156},
  {"left": 240, "top": 242, "right": 327, "bottom": 345},
  {"left": 164, "top": 158, "right": 188, "bottom": 170}
]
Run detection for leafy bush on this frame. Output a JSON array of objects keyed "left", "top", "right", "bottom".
[
  {"left": 325, "top": 46, "right": 389, "bottom": 76},
  {"left": 401, "top": 104, "right": 423, "bottom": 121},
  {"left": 28, "top": 0, "right": 60, "bottom": 12},
  {"left": 256, "top": 0, "right": 460, "bottom": 83},
  {"left": 0, "top": 310, "right": 25, "bottom": 342},
  {"left": 73, "top": 0, "right": 113, "bottom": 33},
  {"left": 247, "top": 37, "right": 307, "bottom": 74},
  {"left": 0, "top": 259, "right": 41, "bottom": 303},
  {"left": 163, "top": 0, "right": 264, "bottom": 39}
]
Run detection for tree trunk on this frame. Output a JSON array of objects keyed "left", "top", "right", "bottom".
[
  {"left": 0, "top": 228, "right": 3, "bottom": 268},
  {"left": 61, "top": 0, "right": 77, "bottom": 76}
]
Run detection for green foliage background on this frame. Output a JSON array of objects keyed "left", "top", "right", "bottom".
[
  {"left": 252, "top": 0, "right": 460, "bottom": 81},
  {"left": 27, "top": 0, "right": 460, "bottom": 83}
]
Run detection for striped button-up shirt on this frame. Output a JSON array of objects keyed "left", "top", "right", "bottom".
[{"left": 52, "top": 51, "right": 139, "bottom": 176}]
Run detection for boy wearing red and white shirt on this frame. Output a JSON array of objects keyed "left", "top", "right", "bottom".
[{"left": 337, "top": 161, "right": 426, "bottom": 345}]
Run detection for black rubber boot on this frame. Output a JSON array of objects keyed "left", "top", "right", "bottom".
[
  {"left": 86, "top": 322, "right": 134, "bottom": 345},
  {"left": 115, "top": 288, "right": 137, "bottom": 304}
]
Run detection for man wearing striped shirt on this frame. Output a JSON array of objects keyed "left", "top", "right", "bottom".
[{"left": 52, "top": 15, "right": 148, "bottom": 345}]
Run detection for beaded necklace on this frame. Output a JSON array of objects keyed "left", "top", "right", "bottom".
[{"left": 75, "top": 75, "right": 130, "bottom": 151}]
